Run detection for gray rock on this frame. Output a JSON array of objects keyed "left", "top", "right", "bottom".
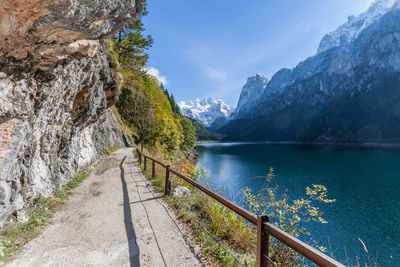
[
  {"left": 0, "top": 0, "right": 143, "bottom": 225},
  {"left": 172, "top": 186, "right": 191, "bottom": 197}
]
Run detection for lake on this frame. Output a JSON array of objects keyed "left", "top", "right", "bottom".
[{"left": 196, "top": 142, "right": 400, "bottom": 266}]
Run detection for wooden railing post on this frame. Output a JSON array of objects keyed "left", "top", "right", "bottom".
[
  {"left": 144, "top": 156, "right": 147, "bottom": 171},
  {"left": 137, "top": 150, "right": 141, "bottom": 165},
  {"left": 165, "top": 165, "right": 171, "bottom": 196},
  {"left": 257, "top": 215, "right": 269, "bottom": 267},
  {"left": 152, "top": 160, "right": 155, "bottom": 178}
]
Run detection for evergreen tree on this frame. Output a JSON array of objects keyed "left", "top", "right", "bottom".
[
  {"left": 113, "top": 5, "right": 153, "bottom": 70},
  {"left": 162, "top": 85, "right": 181, "bottom": 116}
]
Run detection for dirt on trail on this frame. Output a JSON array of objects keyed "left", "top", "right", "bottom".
[{"left": 7, "top": 148, "right": 201, "bottom": 267}]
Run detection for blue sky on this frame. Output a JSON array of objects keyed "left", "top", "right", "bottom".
[{"left": 143, "top": 0, "right": 374, "bottom": 106}]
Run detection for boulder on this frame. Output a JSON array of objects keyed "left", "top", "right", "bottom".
[{"left": 172, "top": 186, "right": 191, "bottom": 197}]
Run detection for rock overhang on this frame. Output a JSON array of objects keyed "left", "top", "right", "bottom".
[{"left": 0, "top": 0, "right": 144, "bottom": 74}]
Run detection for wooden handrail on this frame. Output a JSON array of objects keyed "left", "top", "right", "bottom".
[
  {"left": 169, "top": 168, "right": 258, "bottom": 224},
  {"left": 265, "top": 222, "right": 345, "bottom": 267},
  {"left": 136, "top": 149, "right": 344, "bottom": 267}
]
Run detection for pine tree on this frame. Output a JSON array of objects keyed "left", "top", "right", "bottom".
[{"left": 113, "top": 5, "right": 153, "bottom": 70}]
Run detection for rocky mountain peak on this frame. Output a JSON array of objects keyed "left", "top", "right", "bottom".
[
  {"left": 233, "top": 74, "right": 269, "bottom": 118},
  {"left": 317, "top": 0, "right": 397, "bottom": 53},
  {"left": 178, "top": 98, "right": 234, "bottom": 126}
]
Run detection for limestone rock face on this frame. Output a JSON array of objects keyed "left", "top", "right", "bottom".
[
  {"left": 0, "top": 0, "right": 143, "bottom": 74},
  {"left": 0, "top": 0, "right": 144, "bottom": 224}
]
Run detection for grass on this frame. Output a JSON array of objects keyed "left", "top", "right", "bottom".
[
  {"left": 136, "top": 148, "right": 257, "bottom": 266},
  {"left": 0, "top": 160, "right": 101, "bottom": 265},
  {"left": 168, "top": 192, "right": 257, "bottom": 266}
]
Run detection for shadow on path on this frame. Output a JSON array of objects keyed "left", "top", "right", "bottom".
[
  {"left": 120, "top": 156, "right": 141, "bottom": 267},
  {"left": 121, "top": 196, "right": 163, "bottom": 206}
]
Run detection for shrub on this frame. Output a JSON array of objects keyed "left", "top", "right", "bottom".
[{"left": 243, "top": 167, "right": 335, "bottom": 265}]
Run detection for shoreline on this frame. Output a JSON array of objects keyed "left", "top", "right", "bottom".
[{"left": 196, "top": 140, "right": 400, "bottom": 149}]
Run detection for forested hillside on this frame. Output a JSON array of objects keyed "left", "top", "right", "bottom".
[
  {"left": 189, "top": 119, "right": 224, "bottom": 141},
  {"left": 108, "top": 8, "right": 196, "bottom": 153}
]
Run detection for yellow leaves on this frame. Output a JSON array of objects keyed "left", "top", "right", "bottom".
[
  {"left": 314, "top": 184, "right": 327, "bottom": 191},
  {"left": 306, "top": 184, "right": 336, "bottom": 203},
  {"left": 244, "top": 168, "right": 336, "bottom": 255},
  {"left": 309, "top": 207, "right": 318, "bottom": 217},
  {"left": 175, "top": 159, "right": 195, "bottom": 178},
  {"left": 319, "top": 217, "right": 328, "bottom": 224},
  {"left": 306, "top": 186, "right": 312, "bottom": 195}
]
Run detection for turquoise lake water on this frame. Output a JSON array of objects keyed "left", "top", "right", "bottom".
[{"left": 196, "top": 142, "right": 400, "bottom": 266}]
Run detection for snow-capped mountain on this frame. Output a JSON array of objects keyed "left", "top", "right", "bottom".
[
  {"left": 220, "top": 0, "right": 400, "bottom": 142},
  {"left": 233, "top": 74, "right": 269, "bottom": 119},
  {"left": 232, "top": 0, "right": 400, "bottom": 120},
  {"left": 318, "top": 0, "right": 397, "bottom": 53},
  {"left": 178, "top": 97, "right": 234, "bottom": 126}
]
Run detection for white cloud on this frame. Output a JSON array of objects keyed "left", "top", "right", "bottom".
[
  {"left": 202, "top": 65, "right": 228, "bottom": 82},
  {"left": 144, "top": 66, "right": 168, "bottom": 85}
]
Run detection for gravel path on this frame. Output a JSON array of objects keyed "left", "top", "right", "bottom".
[{"left": 7, "top": 148, "right": 201, "bottom": 267}]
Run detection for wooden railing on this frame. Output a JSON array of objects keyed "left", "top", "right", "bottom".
[{"left": 136, "top": 149, "right": 344, "bottom": 267}]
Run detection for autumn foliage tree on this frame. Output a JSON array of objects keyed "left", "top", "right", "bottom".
[{"left": 109, "top": 5, "right": 196, "bottom": 153}]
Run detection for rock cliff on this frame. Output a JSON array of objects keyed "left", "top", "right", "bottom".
[
  {"left": 232, "top": 74, "right": 269, "bottom": 119},
  {"left": 0, "top": 0, "right": 144, "bottom": 225}
]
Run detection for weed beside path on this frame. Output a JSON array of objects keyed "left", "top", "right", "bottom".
[{"left": 0, "top": 160, "right": 101, "bottom": 264}]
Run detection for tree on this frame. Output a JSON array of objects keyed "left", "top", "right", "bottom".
[
  {"left": 113, "top": 5, "right": 153, "bottom": 70},
  {"left": 163, "top": 86, "right": 181, "bottom": 116},
  {"left": 180, "top": 117, "right": 196, "bottom": 151},
  {"left": 143, "top": 75, "right": 184, "bottom": 151},
  {"left": 110, "top": 4, "right": 198, "bottom": 153},
  {"left": 160, "top": 82, "right": 166, "bottom": 91},
  {"left": 116, "top": 85, "right": 156, "bottom": 150}
]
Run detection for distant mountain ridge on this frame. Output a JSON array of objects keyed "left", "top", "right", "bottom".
[
  {"left": 220, "top": 0, "right": 400, "bottom": 142},
  {"left": 178, "top": 97, "right": 234, "bottom": 126}
]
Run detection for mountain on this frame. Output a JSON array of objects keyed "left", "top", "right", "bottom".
[
  {"left": 221, "top": 0, "right": 400, "bottom": 142},
  {"left": 317, "top": 0, "right": 396, "bottom": 53},
  {"left": 178, "top": 97, "right": 234, "bottom": 126},
  {"left": 232, "top": 74, "right": 269, "bottom": 119}
]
